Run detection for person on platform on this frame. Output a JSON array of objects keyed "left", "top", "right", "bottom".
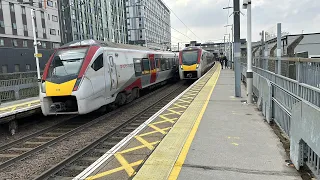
[{"left": 223, "top": 55, "right": 228, "bottom": 69}]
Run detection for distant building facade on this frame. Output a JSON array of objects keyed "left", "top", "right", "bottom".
[
  {"left": 59, "top": 0, "right": 127, "bottom": 44},
  {"left": 126, "top": 0, "right": 171, "bottom": 50},
  {"left": 0, "top": 0, "right": 61, "bottom": 73}
]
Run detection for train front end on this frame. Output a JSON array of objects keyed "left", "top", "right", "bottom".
[
  {"left": 179, "top": 47, "right": 202, "bottom": 80},
  {"left": 40, "top": 45, "right": 97, "bottom": 116}
]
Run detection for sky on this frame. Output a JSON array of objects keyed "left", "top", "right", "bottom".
[{"left": 162, "top": 0, "right": 320, "bottom": 46}]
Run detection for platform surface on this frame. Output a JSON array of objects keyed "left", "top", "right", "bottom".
[
  {"left": 0, "top": 97, "right": 40, "bottom": 120},
  {"left": 133, "top": 68, "right": 301, "bottom": 180}
]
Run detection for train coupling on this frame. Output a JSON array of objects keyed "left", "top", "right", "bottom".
[
  {"left": 50, "top": 102, "right": 66, "bottom": 112},
  {"left": 186, "top": 73, "right": 193, "bottom": 78}
]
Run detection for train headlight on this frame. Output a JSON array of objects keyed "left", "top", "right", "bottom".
[
  {"left": 41, "top": 82, "right": 46, "bottom": 93},
  {"left": 196, "top": 64, "right": 199, "bottom": 69},
  {"left": 180, "top": 65, "right": 183, "bottom": 69},
  {"left": 73, "top": 78, "right": 82, "bottom": 91}
]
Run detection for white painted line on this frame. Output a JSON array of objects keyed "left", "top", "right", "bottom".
[{"left": 74, "top": 66, "right": 216, "bottom": 180}]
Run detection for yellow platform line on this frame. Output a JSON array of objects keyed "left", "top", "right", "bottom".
[
  {"left": 114, "top": 153, "right": 136, "bottom": 176},
  {"left": 139, "top": 127, "right": 171, "bottom": 137},
  {"left": 119, "top": 141, "right": 160, "bottom": 154},
  {"left": 0, "top": 100, "right": 40, "bottom": 111},
  {"left": 135, "top": 136, "right": 155, "bottom": 150},
  {"left": 86, "top": 160, "right": 143, "bottom": 180},
  {"left": 132, "top": 64, "right": 221, "bottom": 180},
  {"left": 148, "top": 124, "right": 167, "bottom": 135}
]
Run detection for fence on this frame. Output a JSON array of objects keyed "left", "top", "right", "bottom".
[
  {"left": 241, "top": 57, "right": 320, "bottom": 178},
  {"left": 0, "top": 71, "right": 42, "bottom": 103}
]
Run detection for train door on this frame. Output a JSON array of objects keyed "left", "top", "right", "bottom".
[
  {"left": 104, "top": 52, "right": 118, "bottom": 97},
  {"left": 149, "top": 54, "right": 157, "bottom": 83}
]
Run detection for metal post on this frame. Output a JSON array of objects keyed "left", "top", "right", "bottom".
[
  {"left": 31, "top": 9, "right": 41, "bottom": 95},
  {"left": 224, "top": 35, "right": 226, "bottom": 56},
  {"left": 277, "top": 23, "right": 282, "bottom": 75},
  {"left": 233, "top": 0, "right": 241, "bottom": 97},
  {"left": 245, "top": 0, "right": 253, "bottom": 103},
  {"left": 228, "top": 33, "right": 231, "bottom": 68},
  {"left": 231, "top": 25, "right": 234, "bottom": 69}
]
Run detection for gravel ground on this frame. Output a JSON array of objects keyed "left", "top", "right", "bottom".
[
  {"left": 0, "top": 114, "right": 74, "bottom": 146},
  {"left": 0, "top": 82, "right": 185, "bottom": 180}
]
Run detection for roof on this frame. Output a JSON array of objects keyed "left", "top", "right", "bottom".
[{"left": 61, "top": 39, "right": 152, "bottom": 51}]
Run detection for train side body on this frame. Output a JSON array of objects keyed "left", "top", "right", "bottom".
[{"left": 40, "top": 40, "right": 178, "bottom": 115}]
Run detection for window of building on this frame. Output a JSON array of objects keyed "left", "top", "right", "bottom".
[
  {"left": 12, "top": 23, "right": 17, "bottom": 29},
  {"left": 21, "top": 6, "right": 26, "bottom": 14},
  {"left": 91, "top": 54, "right": 103, "bottom": 71},
  {"left": 42, "top": 42, "right": 46, "bottom": 48},
  {"left": 23, "top": 40, "right": 27, "bottom": 47},
  {"left": 53, "top": 43, "right": 60, "bottom": 48},
  {"left": 41, "top": 12, "right": 44, "bottom": 19},
  {"left": 10, "top": 3, "right": 14, "bottom": 12},
  {"left": 23, "top": 24, "right": 27, "bottom": 31},
  {"left": 50, "top": 29, "right": 56, "bottom": 35},
  {"left": 47, "top": 0, "right": 53, "bottom": 7},
  {"left": 48, "top": 14, "right": 50, "bottom": 20},
  {"left": 2, "top": 65, "right": 8, "bottom": 73},
  {"left": 57, "top": 30, "right": 60, "bottom": 35},
  {"left": 14, "top": 64, "right": 20, "bottom": 72},
  {"left": 0, "top": 39, "right": 4, "bottom": 46},
  {"left": 25, "top": 64, "right": 31, "bottom": 71},
  {"left": 43, "top": 28, "right": 46, "bottom": 33},
  {"left": 0, "top": 21, "right": 4, "bottom": 28},
  {"left": 12, "top": 39, "right": 18, "bottom": 47},
  {"left": 52, "top": 15, "right": 58, "bottom": 22}
]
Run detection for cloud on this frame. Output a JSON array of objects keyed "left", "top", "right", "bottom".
[{"left": 162, "top": 0, "right": 320, "bottom": 45}]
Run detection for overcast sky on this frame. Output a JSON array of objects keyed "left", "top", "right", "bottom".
[{"left": 162, "top": 0, "right": 320, "bottom": 45}]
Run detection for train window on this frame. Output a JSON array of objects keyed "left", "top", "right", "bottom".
[
  {"left": 133, "top": 59, "right": 142, "bottom": 76},
  {"left": 165, "top": 59, "right": 169, "bottom": 70},
  {"left": 155, "top": 58, "right": 160, "bottom": 71},
  {"left": 142, "top": 58, "right": 150, "bottom": 74},
  {"left": 161, "top": 58, "right": 166, "bottom": 71},
  {"left": 91, "top": 54, "right": 103, "bottom": 71}
]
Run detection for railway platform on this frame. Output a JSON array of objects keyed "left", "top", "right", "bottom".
[
  {"left": 75, "top": 64, "right": 301, "bottom": 180},
  {"left": 0, "top": 97, "right": 40, "bottom": 134}
]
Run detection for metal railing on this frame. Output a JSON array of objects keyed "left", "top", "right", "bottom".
[
  {"left": 241, "top": 57, "right": 320, "bottom": 178},
  {"left": 0, "top": 71, "right": 42, "bottom": 103}
]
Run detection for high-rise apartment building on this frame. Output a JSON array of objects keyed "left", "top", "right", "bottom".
[
  {"left": 0, "top": 0, "right": 61, "bottom": 49},
  {"left": 126, "top": 0, "right": 171, "bottom": 50},
  {"left": 59, "top": 0, "right": 127, "bottom": 44},
  {"left": 0, "top": 0, "right": 61, "bottom": 73}
]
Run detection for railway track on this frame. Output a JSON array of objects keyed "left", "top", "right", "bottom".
[
  {"left": 34, "top": 83, "right": 188, "bottom": 180},
  {"left": 0, "top": 82, "right": 177, "bottom": 172}
]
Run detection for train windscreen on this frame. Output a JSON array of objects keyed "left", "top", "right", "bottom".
[
  {"left": 46, "top": 47, "right": 88, "bottom": 83},
  {"left": 182, "top": 50, "right": 199, "bottom": 65}
]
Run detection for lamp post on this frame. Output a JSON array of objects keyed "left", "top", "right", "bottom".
[
  {"left": 243, "top": 0, "right": 253, "bottom": 103},
  {"left": 30, "top": 8, "right": 42, "bottom": 95},
  {"left": 225, "top": 24, "right": 233, "bottom": 69}
]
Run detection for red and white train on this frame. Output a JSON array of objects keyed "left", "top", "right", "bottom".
[{"left": 40, "top": 40, "right": 178, "bottom": 115}]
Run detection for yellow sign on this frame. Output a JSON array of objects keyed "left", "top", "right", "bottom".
[{"left": 34, "top": 53, "right": 42, "bottom": 58}]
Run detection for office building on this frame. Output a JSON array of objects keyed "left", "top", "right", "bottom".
[
  {"left": 59, "top": 0, "right": 127, "bottom": 44},
  {"left": 126, "top": 0, "right": 171, "bottom": 50}
]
